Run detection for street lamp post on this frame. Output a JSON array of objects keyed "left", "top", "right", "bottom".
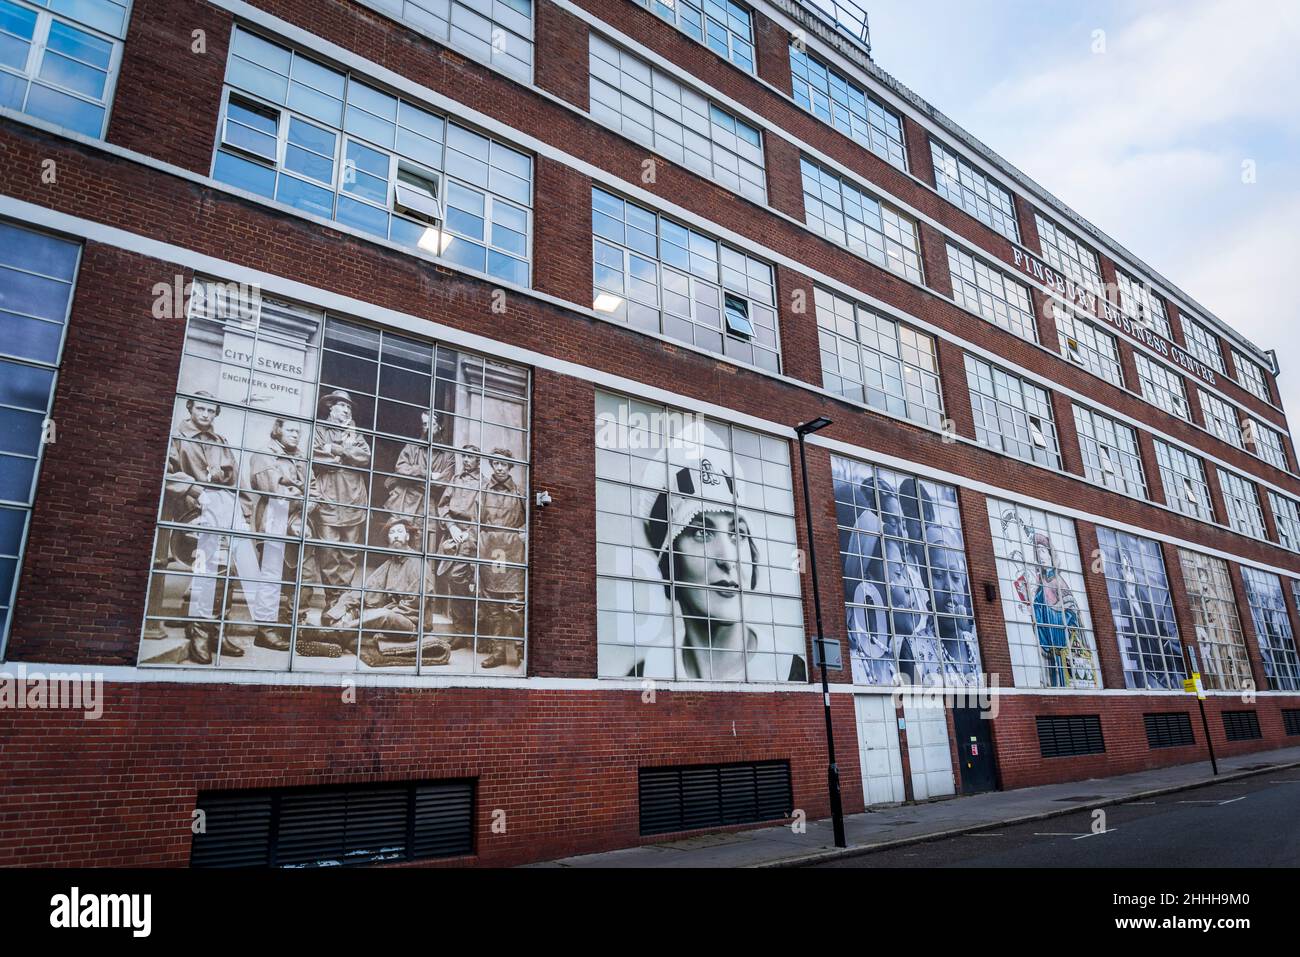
[{"left": 795, "top": 416, "right": 846, "bottom": 848}]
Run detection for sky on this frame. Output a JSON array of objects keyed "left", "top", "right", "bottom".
[{"left": 864, "top": 0, "right": 1300, "bottom": 435}]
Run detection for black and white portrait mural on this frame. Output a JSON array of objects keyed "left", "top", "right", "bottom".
[
  {"left": 139, "top": 280, "right": 530, "bottom": 674},
  {"left": 1095, "top": 527, "right": 1184, "bottom": 689},
  {"left": 1176, "top": 549, "right": 1251, "bottom": 691},
  {"left": 986, "top": 499, "right": 1099, "bottom": 689},
  {"left": 832, "top": 455, "right": 980, "bottom": 687},
  {"left": 595, "top": 393, "right": 806, "bottom": 682},
  {"left": 1240, "top": 568, "right": 1300, "bottom": 692}
]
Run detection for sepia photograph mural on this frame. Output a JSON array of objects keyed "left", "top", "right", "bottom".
[
  {"left": 594, "top": 392, "right": 806, "bottom": 682},
  {"left": 986, "top": 498, "right": 1099, "bottom": 689},
  {"left": 1095, "top": 527, "right": 1184, "bottom": 689},
  {"left": 833, "top": 455, "right": 980, "bottom": 687},
  {"left": 1177, "top": 549, "right": 1252, "bottom": 691},
  {"left": 139, "top": 280, "right": 530, "bottom": 674}
]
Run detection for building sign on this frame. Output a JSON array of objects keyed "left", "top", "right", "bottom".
[{"left": 1009, "top": 248, "right": 1217, "bottom": 386}]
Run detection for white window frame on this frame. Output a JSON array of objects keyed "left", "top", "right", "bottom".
[
  {"left": 1072, "top": 404, "right": 1148, "bottom": 500},
  {"left": 1153, "top": 439, "right": 1213, "bottom": 522},
  {"left": 1133, "top": 352, "right": 1190, "bottom": 421},
  {"left": 931, "top": 139, "right": 1020, "bottom": 242},
  {"left": 946, "top": 244, "right": 1037, "bottom": 343},
  {"left": 1217, "top": 466, "right": 1267, "bottom": 541}
]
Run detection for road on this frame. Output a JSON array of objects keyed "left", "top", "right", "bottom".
[{"left": 812, "top": 771, "right": 1300, "bottom": 867}]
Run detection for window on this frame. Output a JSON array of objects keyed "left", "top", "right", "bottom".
[
  {"left": 1241, "top": 568, "right": 1300, "bottom": 692},
  {"left": 1055, "top": 307, "right": 1123, "bottom": 388},
  {"left": 1153, "top": 439, "right": 1212, "bottom": 522},
  {"left": 594, "top": 392, "right": 805, "bottom": 682},
  {"left": 1177, "top": 549, "right": 1251, "bottom": 691},
  {"left": 1198, "top": 388, "right": 1242, "bottom": 449},
  {"left": 801, "top": 158, "right": 922, "bottom": 282},
  {"left": 1116, "top": 271, "right": 1172, "bottom": 340},
  {"left": 1223, "top": 710, "right": 1262, "bottom": 741},
  {"left": 1036, "top": 715, "right": 1104, "bottom": 758},
  {"left": 360, "top": 0, "right": 532, "bottom": 81},
  {"left": 931, "top": 140, "right": 1019, "bottom": 242},
  {"left": 1034, "top": 214, "right": 1103, "bottom": 299},
  {"left": 0, "top": 221, "right": 79, "bottom": 654},
  {"left": 588, "top": 34, "right": 765, "bottom": 203},
  {"left": 1133, "top": 353, "right": 1189, "bottom": 420},
  {"left": 1269, "top": 491, "right": 1300, "bottom": 552},
  {"left": 1218, "top": 467, "right": 1266, "bottom": 541},
  {"left": 1233, "top": 350, "right": 1272, "bottom": 403},
  {"left": 591, "top": 188, "right": 779, "bottom": 371},
  {"left": 946, "top": 245, "right": 1036, "bottom": 342},
  {"left": 789, "top": 44, "right": 906, "bottom": 171},
  {"left": 638, "top": 0, "right": 754, "bottom": 72},
  {"left": 139, "top": 279, "right": 531, "bottom": 675},
  {"left": 0, "top": 0, "right": 128, "bottom": 137},
  {"left": 1095, "top": 527, "right": 1185, "bottom": 690},
  {"left": 212, "top": 28, "right": 533, "bottom": 287},
  {"left": 1181, "top": 315, "right": 1225, "bottom": 374},
  {"left": 814, "top": 287, "right": 943, "bottom": 428},
  {"left": 833, "top": 455, "right": 981, "bottom": 688},
  {"left": 1246, "top": 417, "right": 1289, "bottom": 471},
  {"left": 1072, "top": 405, "right": 1147, "bottom": 499},
  {"left": 191, "top": 779, "right": 474, "bottom": 867},
  {"left": 965, "top": 356, "right": 1061, "bottom": 468},
  {"left": 639, "top": 761, "right": 791, "bottom": 835},
  {"left": 986, "top": 499, "right": 1099, "bottom": 689}
]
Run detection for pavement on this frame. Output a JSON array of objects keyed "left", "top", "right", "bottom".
[{"left": 530, "top": 744, "right": 1300, "bottom": 868}]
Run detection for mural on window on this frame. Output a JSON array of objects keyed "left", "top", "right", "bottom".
[
  {"left": 1177, "top": 549, "right": 1251, "bottom": 691},
  {"left": 986, "top": 499, "right": 1098, "bottom": 689},
  {"left": 1240, "top": 567, "right": 1300, "bottom": 692},
  {"left": 139, "top": 280, "right": 530, "bottom": 674},
  {"left": 1095, "top": 528, "right": 1185, "bottom": 689},
  {"left": 833, "top": 456, "right": 980, "bottom": 687},
  {"left": 594, "top": 393, "right": 805, "bottom": 682}
]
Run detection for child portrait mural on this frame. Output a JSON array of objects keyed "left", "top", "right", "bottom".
[
  {"left": 1095, "top": 527, "right": 1184, "bottom": 689},
  {"left": 594, "top": 393, "right": 806, "bottom": 682},
  {"left": 139, "top": 280, "right": 530, "bottom": 674},
  {"left": 986, "top": 498, "right": 1098, "bottom": 689},
  {"left": 832, "top": 454, "right": 981, "bottom": 687}
]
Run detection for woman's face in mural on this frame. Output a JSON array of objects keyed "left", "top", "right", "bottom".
[
  {"left": 878, "top": 488, "right": 907, "bottom": 539},
  {"left": 673, "top": 511, "right": 749, "bottom": 624},
  {"left": 930, "top": 547, "right": 970, "bottom": 618}
]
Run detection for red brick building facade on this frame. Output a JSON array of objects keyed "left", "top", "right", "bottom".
[{"left": 0, "top": 0, "right": 1297, "bottom": 866}]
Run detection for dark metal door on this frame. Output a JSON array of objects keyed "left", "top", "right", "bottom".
[{"left": 952, "top": 707, "right": 998, "bottom": 794}]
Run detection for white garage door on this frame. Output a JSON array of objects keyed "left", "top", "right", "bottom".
[
  {"left": 854, "top": 695, "right": 904, "bottom": 806},
  {"left": 902, "top": 696, "right": 955, "bottom": 801}
]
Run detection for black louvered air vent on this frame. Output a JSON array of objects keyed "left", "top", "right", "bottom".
[
  {"left": 639, "top": 761, "right": 792, "bottom": 836},
  {"left": 1144, "top": 712, "right": 1195, "bottom": 750},
  {"left": 192, "top": 779, "right": 473, "bottom": 868},
  {"left": 1222, "top": 710, "right": 1263, "bottom": 742},
  {"left": 1036, "top": 715, "right": 1105, "bottom": 758},
  {"left": 1284, "top": 710, "right": 1300, "bottom": 737}
]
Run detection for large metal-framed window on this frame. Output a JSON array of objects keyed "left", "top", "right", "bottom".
[
  {"left": 1055, "top": 307, "right": 1123, "bottom": 388},
  {"left": 1217, "top": 467, "right": 1266, "bottom": 541},
  {"left": 1177, "top": 549, "right": 1251, "bottom": 692},
  {"left": 0, "top": 220, "right": 80, "bottom": 658},
  {"left": 986, "top": 498, "right": 1100, "bottom": 689},
  {"left": 833, "top": 454, "right": 981, "bottom": 688},
  {"left": 1116, "top": 271, "right": 1173, "bottom": 340},
  {"left": 801, "top": 157, "right": 922, "bottom": 283},
  {"left": 1241, "top": 567, "right": 1300, "bottom": 692},
  {"left": 1095, "top": 526, "right": 1185, "bottom": 690},
  {"left": 1232, "top": 350, "right": 1272, "bottom": 403},
  {"left": 593, "top": 391, "right": 806, "bottom": 683},
  {"left": 1133, "top": 353, "right": 1190, "bottom": 420},
  {"left": 1072, "top": 404, "right": 1147, "bottom": 500},
  {"left": 1181, "top": 314, "right": 1225, "bottom": 374},
  {"left": 0, "top": 0, "right": 129, "bottom": 138},
  {"left": 1269, "top": 491, "right": 1300, "bottom": 552},
  {"left": 359, "top": 0, "right": 533, "bottom": 82},
  {"left": 591, "top": 187, "right": 780, "bottom": 371},
  {"left": 138, "top": 279, "right": 532, "bottom": 675},
  {"left": 1246, "top": 416, "right": 1289, "bottom": 471},
  {"left": 211, "top": 27, "right": 533, "bottom": 287},
  {"left": 1034, "top": 213, "right": 1104, "bottom": 299},
  {"left": 588, "top": 33, "right": 765, "bottom": 204},
  {"left": 1153, "top": 439, "right": 1212, "bottom": 522},
  {"left": 946, "top": 244, "right": 1037, "bottom": 343},
  {"left": 636, "top": 0, "right": 755, "bottom": 73},
  {"left": 1198, "top": 388, "right": 1243, "bottom": 449},
  {"left": 965, "top": 355, "right": 1061, "bottom": 469},
  {"left": 789, "top": 43, "right": 907, "bottom": 171},
  {"left": 931, "top": 139, "right": 1019, "bottom": 242},
  {"left": 814, "top": 287, "right": 943, "bottom": 428}
]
